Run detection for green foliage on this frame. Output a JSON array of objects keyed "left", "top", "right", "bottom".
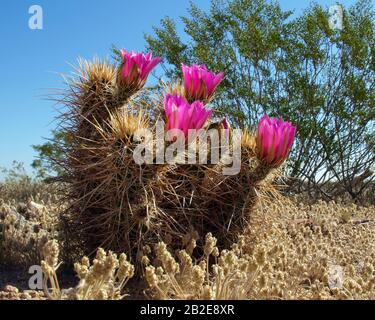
[
  {"left": 32, "top": 130, "right": 69, "bottom": 179},
  {"left": 145, "top": 0, "right": 374, "bottom": 197},
  {"left": 145, "top": 0, "right": 296, "bottom": 125}
]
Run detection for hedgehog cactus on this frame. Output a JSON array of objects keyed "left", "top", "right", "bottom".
[
  {"left": 58, "top": 49, "right": 296, "bottom": 269},
  {"left": 164, "top": 94, "right": 212, "bottom": 139},
  {"left": 256, "top": 115, "right": 296, "bottom": 168},
  {"left": 249, "top": 115, "right": 297, "bottom": 182},
  {"left": 182, "top": 64, "right": 224, "bottom": 103},
  {"left": 116, "top": 50, "right": 161, "bottom": 101}
]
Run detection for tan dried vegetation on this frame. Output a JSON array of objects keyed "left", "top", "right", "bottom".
[{"left": 1, "top": 181, "right": 374, "bottom": 300}]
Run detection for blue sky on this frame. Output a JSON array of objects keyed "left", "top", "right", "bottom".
[{"left": 0, "top": 0, "right": 357, "bottom": 176}]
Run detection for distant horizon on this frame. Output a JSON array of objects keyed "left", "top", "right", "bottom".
[{"left": 0, "top": 0, "right": 357, "bottom": 178}]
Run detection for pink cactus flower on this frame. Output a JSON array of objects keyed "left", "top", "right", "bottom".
[
  {"left": 119, "top": 49, "right": 161, "bottom": 88},
  {"left": 182, "top": 64, "right": 224, "bottom": 101},
  {"left": 164, "top": 94, "right": 212, "bottom": 139},
  {"left": 256, "top": 115, "right": 296, "bottom": 167},
  {"left": 221, "top": 117, "right": 230, "bottom": 138},
  {"left": 221, "top": 117, "right": 230, "bottom": 130}
]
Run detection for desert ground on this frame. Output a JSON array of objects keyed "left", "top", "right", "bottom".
[{"left": 1, "top": 179, "right": 374, "bottom": 300}]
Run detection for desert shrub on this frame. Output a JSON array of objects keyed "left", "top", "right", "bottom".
[
  {"left": 31, "top": 130, "right": 70, "bottom": 180},
  {"left": 143, "top": 200, "right": 375, "bottom": 300},
  {"left": 288, "top": 178, "right": 375, "bottom": 206},
  {"left": 40, "top": 240, "right": 134, "bottom": 300},
  {"left": 0, "top": 161, "right": 60, "bottom": 204},
  {"left": 0, "top": 164, "right": 63, "bottom": 266},
  {"left": 0, "top": 240, "right": 135, "bottom": 300},
  {"left": 0, "top": 198, "right": 61, "bottom": 266}
]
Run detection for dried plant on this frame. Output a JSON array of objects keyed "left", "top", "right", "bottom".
[
  {"left": 41, "top": 240, "right": 134, "bottom": 300},
  {"left": 0, "top": 198, "right": 61, "bottom": 266},
  {"left": 143, "top": 199, "right": 375, "bottom": 300},
  {"left": 1, "top": 188, "right": 374, "bottom": 300},
  {"left": 144, "top": 233, "right": 280, "bottom": 299},
  {"left": 0, "top": 162, "right": 59, "bottom": 204}
]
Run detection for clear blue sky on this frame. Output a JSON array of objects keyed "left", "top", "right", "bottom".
[{"left": 0, "top": 0, "right": 357, "bottom": 176}]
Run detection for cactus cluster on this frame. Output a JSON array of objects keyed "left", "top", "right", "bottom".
[{"left": 56, "top": 50, "right": 295, "bottom": 269}]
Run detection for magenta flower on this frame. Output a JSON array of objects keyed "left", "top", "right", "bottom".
[
  {"left": 164, "top": 94, "right": 212, "bottom": 139},
  {"left": 221, "top": 117, "right": 230, "bottom": 130},
  {"left": 182, "top": 64, "right": 224, "bottom": 101},
  {"left": 119, "top": 49, "right": 161, "bottom": 88},
  {"left": 256, "top": 115, "right": 296, "bottom": 167},
  {"left": 221, "top": 117, "right": 230, "bottom": 138}
]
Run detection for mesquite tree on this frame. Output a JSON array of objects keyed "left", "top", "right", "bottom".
[{"left": 144, "top": 0, "right": 374, "bottom": 199}]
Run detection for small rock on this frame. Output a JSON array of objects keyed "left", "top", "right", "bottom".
[
  {"left": 3, "top": 285, "right": 19, "bottom": 293},
  {"left": 27, "top": 200, "right": 45, "bottom": 213},
  {"left": 20, "top": 292, "right": 32, "bottom": 300}
]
